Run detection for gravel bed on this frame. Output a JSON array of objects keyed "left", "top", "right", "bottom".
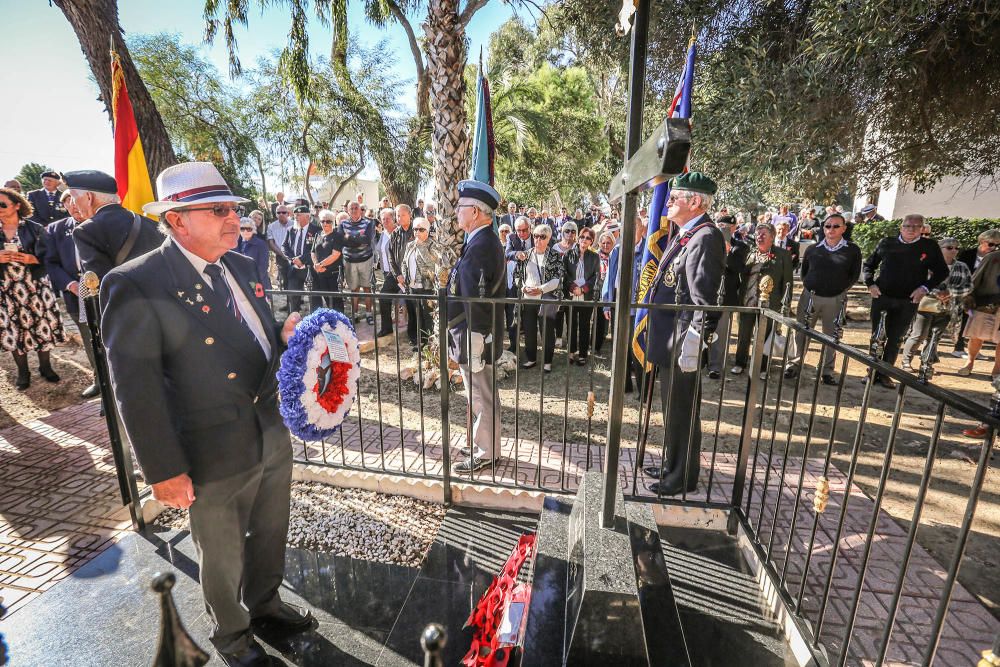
[{"left": 154, "top": 481, "right": 446, "bottom": 567}]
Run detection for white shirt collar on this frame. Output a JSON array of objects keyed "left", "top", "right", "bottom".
[
  {"left": 819, "top": 237, "right": 847, "bottom": 251},
  {"left": 171, "top": 236, "right": 215, "bottom": 277},
  {"left": 466, "top": 223, "right": 490, "bottom": 243},
  {"left": 898, "top": 234, "right": 919, "bottom": 245}
]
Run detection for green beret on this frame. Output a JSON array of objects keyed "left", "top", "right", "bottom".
[{"left": 671, "top": 171, "right": 717, "bottom": 196}]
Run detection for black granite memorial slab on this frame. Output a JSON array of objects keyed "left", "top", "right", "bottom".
[
  {"left": 564, "top": 471, "right": 648, "bottom": 665},
  {"left": 521, "top": 496, "right": 571, "bottom": 667}
]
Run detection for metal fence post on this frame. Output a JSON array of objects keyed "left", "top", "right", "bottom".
[
  {"left": 437, "top": 287, "right": 452, "bottom": 505},
  {"left": 728, "top": 308, "right": 767, "bottom": 534},
  {"left": 601, "top": 0, "right": 649, "bottom": 529}
]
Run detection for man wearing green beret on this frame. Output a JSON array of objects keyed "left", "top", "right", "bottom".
[{"left": 642, "top": 172, "right": 726, "bottom": 496}]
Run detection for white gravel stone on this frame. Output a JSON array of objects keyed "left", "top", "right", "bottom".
[{"left": 154, "top": 481, "right": 445, "bottom": 567}]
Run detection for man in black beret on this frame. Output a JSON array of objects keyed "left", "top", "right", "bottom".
[
  {"left": 281, "top": 204, "right": 322, "bottom": 313},
  {"left": 27, "top": 170, "right": 66, "bottom": 225},
  {"left": 63, "top": 169, "right": 163, "bottom": 281},
  {"left": 642, "top": 172, "right": 726, "bottom": 496},
  {"left": 448, "top": 179, "right": 506, "bottom": 474}
]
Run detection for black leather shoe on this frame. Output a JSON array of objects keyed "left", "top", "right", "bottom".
[
  {"left": 783, "top": 367, "right": 798, "bottom": 379},
  {"left": 251, "top": 602, "right": 315, "bottom": 636},
  {"left": 218, "top": 638, "right": 275, "bottom": 667},
  {"left": 647, "top": 477, "right": 698, "bottom": 496},
  {"left": 375, "top": 328, "right": 393, "bottom": 338},
  {"left": 877, "top": 375, "right": 896, "bottom": 389},
  {"left": 81, "top": 383, "right": 101, "bottom": 398},
  {"left": 642, "top": 465, "right": 671, "bottom": 479},
  {"left": 821, "top": 374, "right": 837, "bottom": 386},
  {"left": 707, "top": 370, "right": 720, "bottom": 379}
]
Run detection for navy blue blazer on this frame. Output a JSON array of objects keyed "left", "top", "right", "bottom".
[
  {"left": 43, "top": 216, "right": 83, "bottom": 314},
  {"left": 646, "top": 214, "right": 726, "bottom": 368},
  {"left": 504, "top": 233, "right": 530, "bottom": 262},
  {"left": 100, "top": 240, "right": 287, "bottom": 485},
  {"left": 282, "top": 223, "right": 322, "bottom": 276},
  {"left": 236, "top": 234, "right": 272, "bottom": 290},
  {"left": 447, "top": 225, "right": 505, "bottom": 364},
  {"left": 73, "top": 203, "right": 164, "bottom": 279},
  {"left": 27, "top": 188, "right": 65, "bottom": 225}
]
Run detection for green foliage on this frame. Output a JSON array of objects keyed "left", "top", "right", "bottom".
[
  {"left": 482, "top": 18, "right": 610, "bottom": 207},
  {"left": 128, "top": 34, "right": 262, "bottom": 197},
  {"left": 851, "top": 218, "right": 1000, "bottom": 257},
  {"left": 553, "top": 0, "right": 1000, "bottom": 204},
  {"left": 13, "top": 163, "right": 55, "bottom": 192}
]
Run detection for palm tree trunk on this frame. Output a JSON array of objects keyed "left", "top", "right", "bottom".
[
  {"left": 53, "top": 0, "right": 176, "bottom": 180},
  {"left": 424, "top": 0, "right": 470, "bottom": 265}
]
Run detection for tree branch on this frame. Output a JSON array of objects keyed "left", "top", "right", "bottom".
[{"left": 459, "top": 0, "right": 490, "bottom": 27}]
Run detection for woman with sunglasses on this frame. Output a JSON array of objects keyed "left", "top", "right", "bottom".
[
  {"left": 514, "top": 224, "right": 565, "bottom": 372},
  {"left": 901, "top": 237, "right": 970, "bottom": 372},
  {"left": 0, "top": 187, "right": 65, "bottom": 390},
  {"left": 311, "top": 211, "right": 345, "bottom": 312},
  {"left": 563, "top": 227, "right": 601, "bottom": 365},
  {"left": 235, "top": 216, "right": 272, "bottom": 292},
  {"left": 400, "top": 217, "right": 440, "bottom": 349}
]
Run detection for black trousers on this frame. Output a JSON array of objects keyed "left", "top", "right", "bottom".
[
  {"left": 594, "top": 305, "right": 609, "bottom": 352},
  {"left": 521, "top": 305, "right": 555, "bottom": 364},
  {"left": 378, "top": 270, "right": 401, "bottom": 333},
  {"left": 734, "top": 312, "right": 774, "bottom": 370},
  {"left": 66, "top": 299, "right": 97, "bottom": 379},
  {"left": 407, "top": 288, "right": 434, "bottom": 345},
  {"left": 312, "top": 269, "right": 344, "bottom": 311},
  {"left": 286, "top": 267, "right": 321, "bottom": 313},
  {"left": 274, "top": 255, "right": 289, "bottom": 289},
  {"left": 569, "top": 301, "right": 595, "bottom": 358},
  {"left": 505, "top": 284, "right": 518, "bottom": 352},
  {"left": 657, "top": 356, "right": 701, "bottom": 484},
  {"left": 871, "top": 295, "right": 918, "bottom": 376}
]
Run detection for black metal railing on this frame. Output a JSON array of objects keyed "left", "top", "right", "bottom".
[{"left": 264, "top": 283, "right": 998, "bottom": 666}]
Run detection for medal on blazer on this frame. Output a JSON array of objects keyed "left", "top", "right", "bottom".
[{"left": 663, "top": 266, "right": 677, "bottom": 288}]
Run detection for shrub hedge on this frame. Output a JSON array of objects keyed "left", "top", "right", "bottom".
[{"left": 849, "top": 218, "right": 1000, "bottom": 256}]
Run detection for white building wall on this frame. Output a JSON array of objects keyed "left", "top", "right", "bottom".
[{"left": 856, "top": 175, "right": 1000, "bottom": 220}]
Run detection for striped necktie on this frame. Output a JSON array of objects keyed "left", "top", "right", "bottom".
[{"left": 204, "top": 263, "right": 257, "bottom": 344}]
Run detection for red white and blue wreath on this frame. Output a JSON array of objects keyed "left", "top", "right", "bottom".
[{"left": 278, "top": 309, "right": 361, "bottom": 441}]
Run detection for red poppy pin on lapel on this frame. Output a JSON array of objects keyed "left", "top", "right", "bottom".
[
  {"left": 254, "top": 283, "right": 265, "bottom": 298},
  {"left": 920, "top": 253, "right": 927, "bottom": 261},
  {"left": 202, "top": 305, "right": 211, "bottom": 314}
]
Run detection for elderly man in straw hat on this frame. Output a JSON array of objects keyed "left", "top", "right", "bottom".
[{"left": 100, "top": 162, "right": 308, "bottom": 666}]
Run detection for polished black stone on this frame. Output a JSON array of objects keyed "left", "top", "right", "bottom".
[
  {"left": 565, "top": 472, "right": 648, "bottom": 665},
  {"left": 3, "top": 527, "right": 411, "bottom": 666},
  {"left": 521, "top": 496, "right": 571, "bottom": 667},
  {"left": 626, "top": 503, "right": 690, "bottom": 666},
  {"left": 659, "top": 526, "right": 798, "bottom": 666}
]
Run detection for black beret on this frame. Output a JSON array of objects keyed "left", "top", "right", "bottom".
[
  {"left": 716, "top": 215, "right": 736, "bottom": 226},
  {"left": 62, "top": 169, "right": 118, "bottom": 195},
  {"left": 40, "top": 170, "right": 61, "bottom": 180},
  {"left": 293, "top": 204, "right": 311, "bottom": 214},
  {"left": 457, "top": 179, "right": 500, "bottom": 210}
]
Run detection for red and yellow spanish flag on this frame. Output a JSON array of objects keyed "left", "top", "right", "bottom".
[{"left": 111, "top": 48, "right": 155, "bottom": 216}]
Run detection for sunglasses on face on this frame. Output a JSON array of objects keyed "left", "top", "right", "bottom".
[
  {"left": 179, "top": 204, "right": 240, "bottom": 217},
  {"left": 942, "top": 245, "right": 958, "bottom": 250},
  {"left": 988, "top": 242, "right": 1000, "bottom": 248},
  {"left": 239, "top": 227, "right": 254, "bottom": 231},
  {"left": 414, "top": 227, "right": 429, "bottom": 232},
  {"left": 0, "top": 201, "right": 11, "bottom": 209},
  {"left": 824, "top": 224, "right": 843, "bottom": 229},
  {"left": 533, "top": 234, "right": 548, "bottom": 239}
]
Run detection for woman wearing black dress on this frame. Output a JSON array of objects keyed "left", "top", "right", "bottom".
[{"left": 311, "top": 210, "right": 345, "bottom": 311}]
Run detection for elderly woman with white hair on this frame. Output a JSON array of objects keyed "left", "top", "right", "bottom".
[{"left": 514, "top": 223, "right": 565, "bottom": 372}]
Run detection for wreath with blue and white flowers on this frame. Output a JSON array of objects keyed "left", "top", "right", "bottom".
[{"left": 277, "top": 309, "right": 361, "bottom": 441}]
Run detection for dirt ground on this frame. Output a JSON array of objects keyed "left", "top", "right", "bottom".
[{"left": 2, "top": 290, "right": 996, "bottom": 619}]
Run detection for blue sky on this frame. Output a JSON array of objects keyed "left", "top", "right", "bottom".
[{"left": 0, "top": 0, "right": 518, "bottom": 189}]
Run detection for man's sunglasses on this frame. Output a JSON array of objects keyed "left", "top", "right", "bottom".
[
  {"left": 276, "top": 211, "right": 290, "bottom": 215},
  {"left": 824, "top": 224, "right": 843, "bottom": 229},
  {"left": 178, "top": 204, "right": 240, "bottom": 217}
]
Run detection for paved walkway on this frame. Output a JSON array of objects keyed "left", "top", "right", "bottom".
[{"left": 2, "top": 399, "right": 997, "bottom": 666}]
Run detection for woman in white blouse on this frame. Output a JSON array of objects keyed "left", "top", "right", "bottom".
[{"left": 514, "top": 224, "right": 565, "bottom": 372}]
